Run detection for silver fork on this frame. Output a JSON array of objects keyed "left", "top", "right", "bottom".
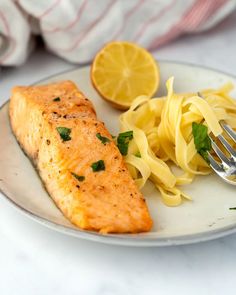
[{"left": 207, "top": 122, "right": 236, "bottom": 185}]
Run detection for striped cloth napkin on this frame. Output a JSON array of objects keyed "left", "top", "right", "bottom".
[{"left": 0, "top": 0, "right": 235, "bottom": 66}]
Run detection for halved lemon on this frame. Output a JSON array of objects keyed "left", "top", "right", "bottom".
[{"left": 91, "top": 41, "right": 160, "bottom": 110}]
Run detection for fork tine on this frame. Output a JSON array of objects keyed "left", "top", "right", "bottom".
[
  {"left": 209, "top": 136, "right": 231, "bottom": 167},
  {"left": 207, "top": 152, "right": 224, "bottom": 172},
  {"left": 217, "top": 134, "right": 236, "bottom": 159},
  {"left": 221, "top": 123, "right": 236, "bottom": 144}
]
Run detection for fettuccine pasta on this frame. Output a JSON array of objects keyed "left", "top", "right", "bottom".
[{"left": 119, "top": 77, "right": 236, "bottom": 206}]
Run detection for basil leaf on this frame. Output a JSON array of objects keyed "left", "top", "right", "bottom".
[
  {"left": 192, "top": 122, "right": 211, "bottom": 163},
  {"left": 91, "top": 160, "right": 105, "bottom": 172},
  {"left": 96, "top": 133, "right": 110, "bottom": 145},
  {"left": 71, "top": 172, "right": 85, "bottom": 182},
  {"left": 56, "top": 127, "right": 71, "bottom": 141},
  {"left": 117, "top": 131, "right": 133, "bottom": 156}
]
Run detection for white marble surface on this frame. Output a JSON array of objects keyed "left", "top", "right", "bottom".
[{"left": 1, "top": 11, "right": 236, "bottom": 295}]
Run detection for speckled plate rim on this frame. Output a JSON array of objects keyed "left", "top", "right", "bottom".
[{"left": 1, "top": 60, "right": 236, "bottom": 247}]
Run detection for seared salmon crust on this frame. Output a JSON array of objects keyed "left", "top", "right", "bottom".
[{"left": 9, "top": 81, "right": 152, "bottom": 233}]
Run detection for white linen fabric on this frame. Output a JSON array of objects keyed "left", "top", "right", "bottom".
[{"left": 0, "top": 0, "right": 235, "bottom": 66}]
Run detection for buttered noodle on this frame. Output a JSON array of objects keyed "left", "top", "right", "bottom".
[{"left": 119, "top": 77, "right": 236, "bottom": 206}]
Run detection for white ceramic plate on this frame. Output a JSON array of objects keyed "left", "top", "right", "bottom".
[{"left": 1, "top": 61, "right": 236, "bottom": 247}]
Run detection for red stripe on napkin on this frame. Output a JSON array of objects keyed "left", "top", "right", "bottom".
[
  {"left": 0, "top": 9, "right": 16, "bottom": 63},
  {"left": 148, "top": 0, "right": 227, "bottom": 50},
  {"left": 54, "top": 0, "right": 116, "bottom": 53},
  {"left": 113, "top": 0, "right": 145, "bottom": 40},
  {"left": 133, "top": 0, "right": 177, "bottom": 42},
  {"left": 43, "top": 0, "right": 88, "bottom": 33},
  {"left": 38, "top": 0, "right": 61, "bottom": 19}
]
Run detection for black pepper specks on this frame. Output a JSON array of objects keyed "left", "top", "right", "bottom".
[{"left": 97, "top": 185, "right": 105, "bottom": 190}]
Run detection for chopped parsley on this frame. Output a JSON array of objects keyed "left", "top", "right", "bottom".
[
  {"left": 53, "top": 97, "right": 60, "bottom": 102},
  {"left": 91, "top": 160, "right": 105, "bottom": 172},
  {"left": 96, "top": 133, "right": 110, "bottom": 145},
  {"left": 56, "top": 127, "right": 71, "bottom": 141},
  {"left": 192, "top": 122, "right": 211, "bottom": 163},
  {"left": 117, "top": 131, "right": 133, "bottom": 156},
  {"left": 71, "top": 172, "right": 85, "bottom": 182}
]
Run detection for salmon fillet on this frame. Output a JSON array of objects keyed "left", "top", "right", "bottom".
[{"left": 9, "top": 80, "right": 152, "bottom": 233}]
